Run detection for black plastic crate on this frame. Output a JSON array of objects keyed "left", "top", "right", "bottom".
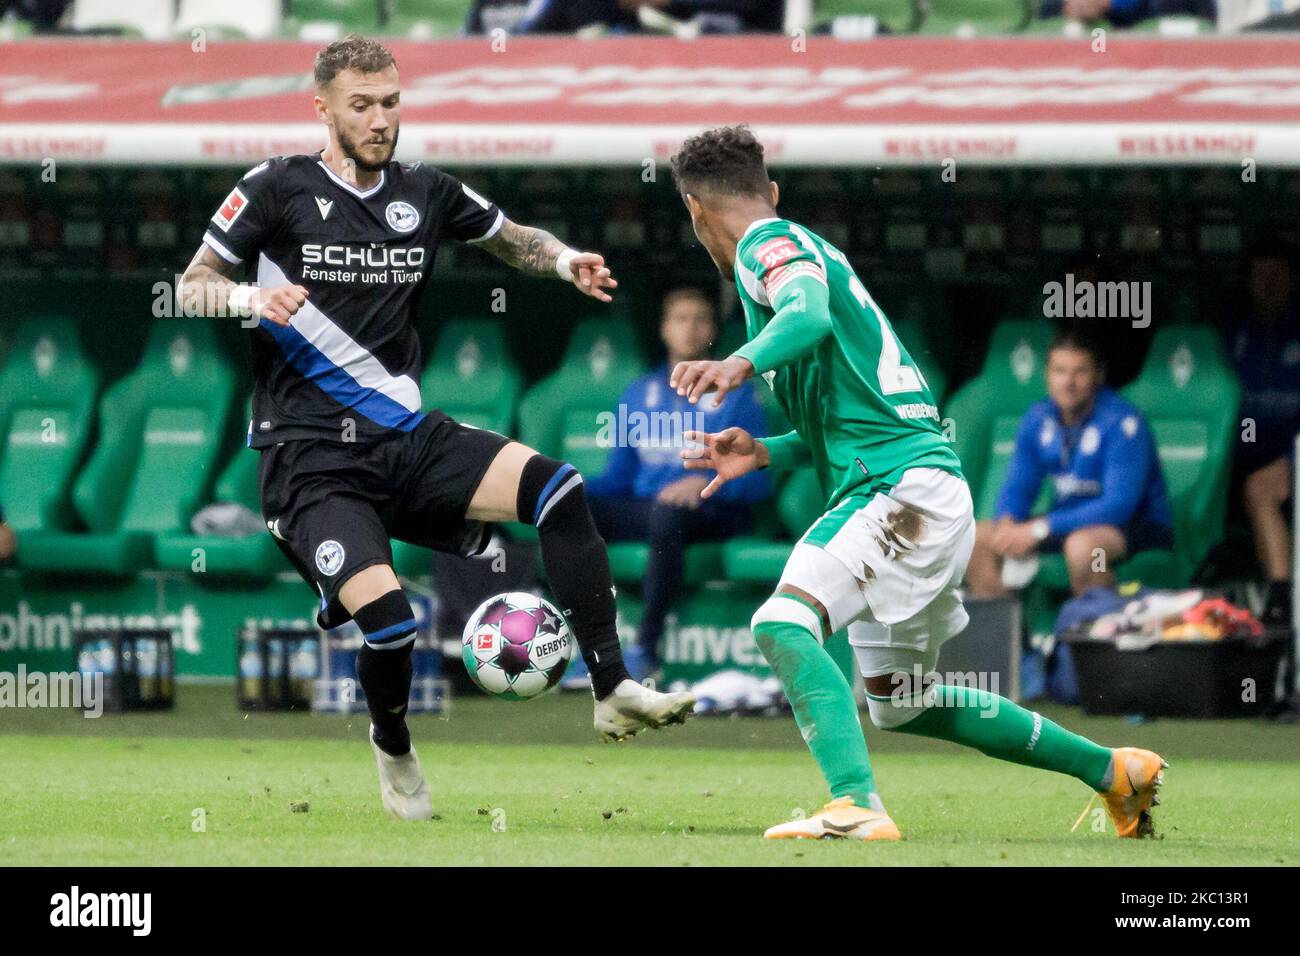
[
  {"left": 236, "top": 622, "right": 319, "bottom": 712},
  {"left": 74, "top": 628, "right": 175, "bottom": 712},
  {"left": 1065, "top": 629, "right": 1291, "bottom": 718}
]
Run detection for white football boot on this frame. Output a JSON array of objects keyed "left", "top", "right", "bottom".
[
  {"left": 369, "top": 725, "right": 433, "bottom": 821},
  {"left": 593, "top": 679, "right": 696, "bottom": 742}
]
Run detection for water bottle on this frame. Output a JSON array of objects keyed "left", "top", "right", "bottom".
[
  {"left": 136, "top": 639, "right": 159, "bottom": 702},
  {"left": 239, "top": 636, "right": 262, "bottom": 703},
  {"left": 290, "top": 639, "right": 318, "bottom": 703}
]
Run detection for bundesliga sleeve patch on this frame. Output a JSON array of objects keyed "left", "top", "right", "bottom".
[
  {"left": 211, "top": 186, "right": 249, "bottom": 233},
  {"left": 754, "top": 236, "right": 801, "bottom": 270}
]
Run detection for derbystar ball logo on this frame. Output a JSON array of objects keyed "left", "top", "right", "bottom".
[
  {"left": 211, "top": 187, "right": 248, "bottom": 233},
  {"left": 755, "top": 237, "right": 798, "bottom": 269}
]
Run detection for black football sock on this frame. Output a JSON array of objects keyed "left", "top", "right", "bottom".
[
  {"left": 353, "top": 589, "right": 418, "bottom": 756},
  {"left": 517, "top": 454, "right": 630, "bottom": 700}
]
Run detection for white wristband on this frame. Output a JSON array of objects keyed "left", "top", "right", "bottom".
[
  {"left": 228, "top": 284, "right": 261, "bottom": 318},
  {"left": 555, "top": 249, "right": 578, "bottom": 282}
]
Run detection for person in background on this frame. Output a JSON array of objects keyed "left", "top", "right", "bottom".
[
  {"left": 1230, "top": 238, "right": 1300, "bottom": 625},
  {"left": 582, "top": 288, "right": 771, "bottom": 680},
  {"left": 0, "top": 503, "right": 16, "bottom": 563},
  {"left": 1, "top": 0, "right": 71, "bottom": 32},
  {"left": 1039, "top": 0, "right": 1215, "bottom": 26},
  {"left": 464, "top": 0, "right": 781, "bottom": 34},
  {"left": 967, "top": 329, "right": 1173, "bottom": 598}
]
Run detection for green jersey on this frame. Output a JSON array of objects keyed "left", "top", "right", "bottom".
[{"left": 731, "top": 217, "right": 963, "bottom": 508}]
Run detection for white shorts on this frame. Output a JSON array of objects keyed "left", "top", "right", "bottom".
[{"left": 774, "top": 467, "right": 976, "bottom": 673}]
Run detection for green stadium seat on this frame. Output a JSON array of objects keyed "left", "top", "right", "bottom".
[
  {"left": 510, "top": 318, "right": 646, "bottom": 545},
  {"left": 288, "top": 0, "right": 381, "bottom": 33},
  {"left": 946, "top": 319, "right": 1055, "bottom": 516},
  {"left": 1023, "top": 16, "right": 1083, "bottom": 35},
  {"left": 0, "top": 318, "right": 100, "bottom": 533},
  {"left": 391, "top": 0, "right": 465, "bottom": 36},
  {"left": 606, "top": 541, "right": 726, "bottom": 586},
  {"left": 919, "top": 0, "right": 1032, "bottom": 35},
  {"left": 153, "top": 398, "right": 288, "bottom": 578},
  {"left": 818, "top": 0, "right": 920, "bottom": 33},
  {"left": 1118, "top": 325, "right": 1240, "bottom": 584},
  {"left": 420, "top": 319, "right": 522, "bottom": 434},
  {"left": 19, "top": 323, "right": 235, "bottom": 575},
  {"left": 723, "top": 469, "right": 827, "bottom": 585},
  {"left": 517, "top": 318, "right": 648, "bottom": 475}
]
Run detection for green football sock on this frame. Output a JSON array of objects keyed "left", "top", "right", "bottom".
[
  {"left": 753, "top": 618, "right": 878, "bottom": 809},
  {"left": 886, "top": 684, "right": 1113, "bottom": 791}
]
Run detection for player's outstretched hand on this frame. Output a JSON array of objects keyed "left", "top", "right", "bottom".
[
  {"left": 565, "top": 252, "right": 618, "bottom": 303},
  {"left": 681, "top": 426, "right": 767, "bottom": 500},
  {"left": 254, "top": 284, "right": 310, "bottom": 327},
  {"left": 670, "top": 355, "right": 755, "bottom": 405}
]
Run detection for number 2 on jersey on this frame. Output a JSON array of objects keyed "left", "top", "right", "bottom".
[{"left": 848, "top": 274, "right": 926, "bottom": 395}]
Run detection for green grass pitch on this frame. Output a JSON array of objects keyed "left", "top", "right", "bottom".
[{"left": 3, "top": 687, "right": 1297, "bottom": 866}]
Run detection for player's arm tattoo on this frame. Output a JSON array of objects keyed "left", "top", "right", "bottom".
[
  {"left": 178, "top": 244, "right": 242, "bottom": 317},
  {"left": 476, "top": 219, "right": 569, "bottom": 278}
]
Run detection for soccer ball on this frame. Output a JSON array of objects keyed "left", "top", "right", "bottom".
[{"left": 461, "top": 592, "right": 573, "bottom": 701}]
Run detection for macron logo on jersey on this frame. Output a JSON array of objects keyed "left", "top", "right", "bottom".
[{"left": 212, "top": 187, "right": 249, "bottom": 233}]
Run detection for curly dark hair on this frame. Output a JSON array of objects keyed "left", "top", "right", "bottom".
[
  {"left": 670, "top": 125, "right": 770, "bottom": 199},
  {"left": 314, "top": 34, "right": 396, "bottom": 89}
]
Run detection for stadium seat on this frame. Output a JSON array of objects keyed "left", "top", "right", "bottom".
[
  {"left": 1117, "top": 325, "right": 1240, "bottom": 583},
  {"left": 153, "top": 400, "right": 288, "bottom": 579},
  {"left": 516, "top": 318, "right": 648, "bottom": 476},
  {"left": 723, "top": 469, "right": 827, "bottom": 585},
  {"left": 72, "top": 0, "right": 175, "bottom": 39},
  {"left": 818, "top": 0, "right": 922, "bottom": 33},
  {"left": 174, "top": 0, "right": 282, "bottom": 38},
  {"left": 287, "top": 0, "right": 383, "bottom": 36},
  {"left": 605, "top": 541, "right": 726, "bottom": 586},
  {"left": 390, "top": 0, "right": 465, "bottom": 36},
  {"left": 918, "top": 0, "right": 1033, "bottom": 34},
  {"left": 19, "top": 323, "right": 235, "bottom": 575},
  {"left": 511, "top": 316, "right": 645, "bottom": 549},
  {"left": 945, "top": 319, "right": 1055, "bottom": 516},
  {"left": 1022, "top": 16, "right": 1085, "bottom": 35},
  {"left": 0, "top": 318, "right": 100, "bottom": 534},
  {"left": 420, "top": 319, "right": 522, "bottom": 434}
]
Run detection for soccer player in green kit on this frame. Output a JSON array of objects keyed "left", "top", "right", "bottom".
[{"left": 669, "top": 126, "right": 1165, "bottom": 842}]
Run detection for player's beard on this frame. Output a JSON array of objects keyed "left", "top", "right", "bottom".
[{"left": 338, "top": 123, "right": 399, "bottom": 173}]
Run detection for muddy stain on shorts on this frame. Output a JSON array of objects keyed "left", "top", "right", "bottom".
[{"left": 876, "top": 503, "right": 927, "bottom": 559}]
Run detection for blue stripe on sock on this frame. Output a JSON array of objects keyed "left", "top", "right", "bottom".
[
  {"left": 363, "top": 619, "right": 417, "bottom": 645},
  {"left": 532, "top": 463, "right": 576, "bottom": 526}
]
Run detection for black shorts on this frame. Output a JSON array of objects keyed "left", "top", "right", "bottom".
[
  {"left": 258, "top": 415, "right": 512, "bottom": 627},
  {"left": 1040, "top": 516, "right": 1175, "bottom": 555}
]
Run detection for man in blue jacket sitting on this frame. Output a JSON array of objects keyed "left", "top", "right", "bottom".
[
  {"left": 967, "top": 329, "right": 1173, "bottom": 598},
  {"left": 585, "top": 288, "right": 770, "bottom": 677}
]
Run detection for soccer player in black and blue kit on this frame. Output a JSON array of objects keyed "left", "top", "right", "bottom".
[{"left": 180, "top": 35, "right": 694, "bottom": 820}]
